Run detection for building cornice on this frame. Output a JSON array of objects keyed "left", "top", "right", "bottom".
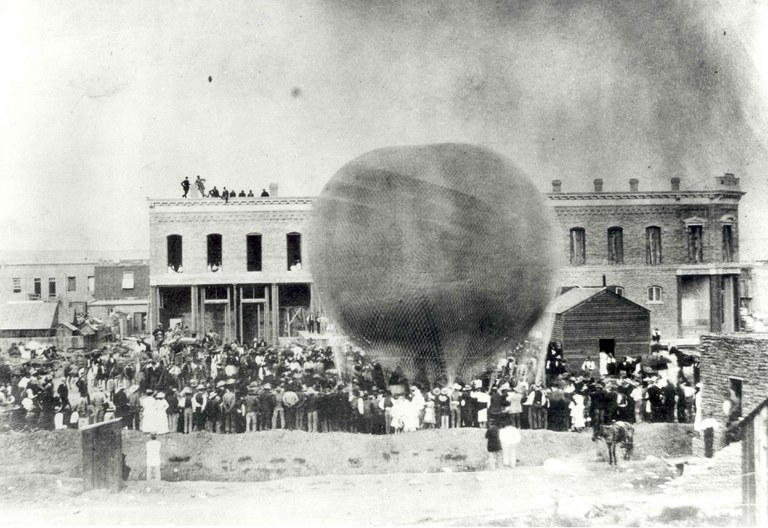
[
  {"left": 545, "top": 190, "right": 744, "bottom": 206},
  {"left": 148, "top": 197, "right": 315, "bottom": 210}
]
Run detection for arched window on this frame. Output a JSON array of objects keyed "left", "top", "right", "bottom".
[
  {"left": 570, "top": 228, "right": 586, "bottom": 266},
  {"left": 246, "top": 233, "right": 262, "bottom": 272},
  {"left": 167, "top": 235, "right": 183, "bottom": 273},
  {"left": 287, "top": 232, "right": 302, "bottom": 271},
  {"left": 207, "top": 234, "right": 222, "bottom": 271},
  {"left": 648, "top": 286, "right": 663, "bottom": 303},
  {"left": 646, "top": 226, "right": 662, "bottom": 265},
  {"left": 607, "top": 227, "right": 623, "bottom": 264}
]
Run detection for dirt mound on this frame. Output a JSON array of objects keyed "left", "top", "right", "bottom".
[{"left": 0, "top": 423, "right": 693, "bottom": 483}]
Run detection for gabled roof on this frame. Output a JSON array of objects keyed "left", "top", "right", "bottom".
[
  {"left": 548, "top": 287, "right": 607, "bottom": 314},
  {"left": 548, "top": 287, "right": 650, "bottom": 315},
  {"left": 0, "top": 302, "right": 58, "bottom": 331}
]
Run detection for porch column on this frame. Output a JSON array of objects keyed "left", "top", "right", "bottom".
[
  {"left": 271, "top": 283, "right": 280, "bottom": 347},
  {"left": 149, "top": 286, "right": 160, "bottom": 331},
  {"left": 191, "top": 286, "right": 198, "bottom": 338}
]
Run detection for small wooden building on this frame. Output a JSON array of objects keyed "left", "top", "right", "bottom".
[{"left": 548, "top": 287, "right": 650, "bottom": 371}]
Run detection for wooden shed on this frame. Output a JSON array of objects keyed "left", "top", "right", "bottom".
[{"left": 548, "top": 287, "right": 650, "bottom": 371}]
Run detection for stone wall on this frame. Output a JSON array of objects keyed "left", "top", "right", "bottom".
[{"left": 694, "top": 333, "right": 768, "bottom": 455}]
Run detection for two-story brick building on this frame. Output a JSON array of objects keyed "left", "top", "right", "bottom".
[
  {"left": 547, "top": 173, "right": 744, "bottom": 342},
  {"left": 0, "top": 261, "right": 96, "bottom": 324},
  {"left": 147, "top": 190, "right": 319, "bottom": 345}
]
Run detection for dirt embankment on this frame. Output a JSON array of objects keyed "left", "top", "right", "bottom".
[{"left": 0, "top": 422, "right": 693, "bottom": 484}]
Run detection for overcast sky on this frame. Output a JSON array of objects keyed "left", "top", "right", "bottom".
[{"left": 2, "top": 0, "right": 768, "bottom": 259}]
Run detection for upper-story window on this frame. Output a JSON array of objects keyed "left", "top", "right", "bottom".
[
  {"left": 646, "top": 226, "right": 662, "bottom": 265},
  {"left": 88, "top": 276, "right": 94, "bottom": 293},
  {"left": 722, "top": 224, "right": 734, "bottom": 263},
  {"left": 247, "top": 234, "right": 262, "bottom": 272},
  {"left": 48, "top": 278, "right": 56, "bottom": 299},
  {"left": 607, "top": 227, "right": 623, "bottom": 264},
  {"left": 33, "top": 278, "right": 41, "bottom": 298},
  {"left": 569, "top": 228, "right": 586, "bottom": 266},
  {"left": 287, "top": 232, "right": 302, "bottom": 271},
  {"left": 648, "top": 285, "right": 663, "bottom": 303},
  {"left": 67, "top": 276, "right": 76, "bottom": 292},
  {"left": 687, "top": 224, "right": 703, "bottom": 263},
  {"left": 12, "top": 278, "right": 21, "bottom": 293},
  {"left": 207, "top": 234, "right": 223, "bottom": 272},
  {"left": 167, "top": 235, "right": 183, "bottom": 273},
  {"left": 122, "top": 271, "right": 134, "bottom": 289}
]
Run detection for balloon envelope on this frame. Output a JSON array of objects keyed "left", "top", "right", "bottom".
[{"left": 308, "top": 143, "right": 558, "bottom": 381}]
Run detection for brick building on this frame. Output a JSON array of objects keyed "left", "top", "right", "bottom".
[
  {"left": 147, "top": 190, "right": 319, "bottom": 345},
  {"left": 695, "top": 333, "right": 768, "bottom": 455},
  {"left": 0, "top": 261, "right": 95, "bottom": 324},
  {"left": 89, "top": 261, "right": 150, "bottom": 336},
  {"left": 547, "top": 173, "right": 744, "bottom": 341}
]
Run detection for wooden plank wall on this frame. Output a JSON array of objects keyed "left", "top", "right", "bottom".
[{"left": 560, "top": 291, "right": 650, "bottom": 370}]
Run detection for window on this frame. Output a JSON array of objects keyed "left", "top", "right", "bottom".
[
  {"left": 207, "top": 234, "right": 223, "bottom": 271},
  {"left": 48, "top": 278, "right": 56, "bottom": 298},
  {"left": 646, "top": 226, "right": 662, "bottom": 265},
  {"left": 167, "top": 234, "right": 183, "bottom": 273},
  {"left": 88, "top": 276, "right": 94, "bottom": 293},
  {"left": 648, "top": 286, "right": 663, "bottom": 303},
  {"left": 687, "top": 225, "right": 703, "bottom": 263},
  {"left": 32, "top": 278, "right": 41, "bottom": 298},
  {"left": 67, "top": 276, "right": 76, "bottom": 292},
  {"left": 569, "top": 228, "right": 586, "bottom": 266},
  {"left": 722, "top": 224, "right": 734, "bottom": 262},
  {"left": 607, "top": 227, "right": 623, "bottom": 264},
  {"left": 12, "top": 278, "right": 21, "bottom": 293},
  {"left": 247, "top": 234, "right": 262, "bottom": 272},
  {"left": 287, "top": 232, "right": 302, "bottom": 271},
  {"left": 122, "top": 272, "right": 134, "bottom": 289}
]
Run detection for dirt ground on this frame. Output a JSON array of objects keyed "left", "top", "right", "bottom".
[{"left": 0, "top": 423, "right": 744, "bottom": 527}]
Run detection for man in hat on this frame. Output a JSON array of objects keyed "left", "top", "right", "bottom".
[
  {"left": 165, "top": 387, "right": 183, "bottom": 433},
  {"left": 192, "top": 386, "right": 207, "bottom": 432},
  {"left": 272, "top": 386, "right": 286, "bottom": 430},
  {"left": 244, "top": 383, "right": 259, "bottom": 432},
  {"left": 221, "top": 385, "right": 236, "bottom": 434},
  {"left": 305, "top": 386, "right": 319, "bottom": 433}
]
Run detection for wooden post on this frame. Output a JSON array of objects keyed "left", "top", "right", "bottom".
[
  {"left": 755, "top": 407, "right": 768, "bottom": 527},
  {"left": 81, "top": 418, "right": 124, "bottom": 493}
]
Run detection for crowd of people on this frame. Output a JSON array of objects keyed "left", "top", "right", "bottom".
[
  {"left": 180, "top": 175, "right": 270, "bottom": 202},
  {"left": 0, "top": 326, "right": 717, "bottom": 444}
]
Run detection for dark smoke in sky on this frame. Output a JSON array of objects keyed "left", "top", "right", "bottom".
[{"left": 324, "top": 0, "right": 765, "bottom": 193}]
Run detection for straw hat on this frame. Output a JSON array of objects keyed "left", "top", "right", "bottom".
[
  {"left": 216, "top": 380, "right": 226, "bottom": 388},
  {"left": 155, "top": 392, "right": 165, "bottom": 399}
]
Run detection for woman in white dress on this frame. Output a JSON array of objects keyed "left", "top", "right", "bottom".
[
  {"left": 152, "top": 392, "right": 170, "bottom": 434},
  {"left": 569, "top": 392, "right": 586, "bottom": 432}
]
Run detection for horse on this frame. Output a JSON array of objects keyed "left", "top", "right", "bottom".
[{"left": 598, "top": 421, "right": 634, "bottom": 465}]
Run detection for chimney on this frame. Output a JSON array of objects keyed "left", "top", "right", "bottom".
[
  {"left": 593, "top": 178, "right": 603, "bottom": 192},
  {"left": 629, "top": 178, "right": 639, "bottom": 192},
  {"left": 671, "top": 177, "right": 680, "bottom": 191},
  {"left": 552, "top": 180, "right": 562, "bottom": 193},
  {"left": 269, "top": 183, "right": 279, "bottom": 197},
  {"left": 718, "top": 172, "right": 740, "bottom": 189}
]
